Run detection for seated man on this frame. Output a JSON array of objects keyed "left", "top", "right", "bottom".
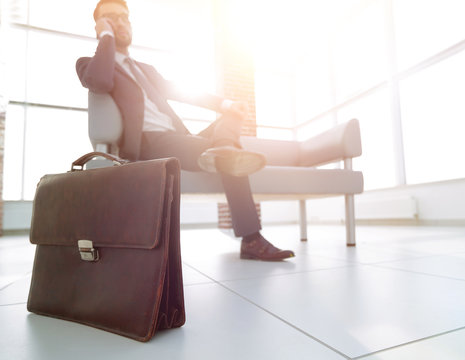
[{"left": 76, "top": 0, "right": 295, "bottom": 261}]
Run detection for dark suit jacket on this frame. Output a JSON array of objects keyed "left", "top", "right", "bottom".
[{"left": 76, "top": 35, "right": 225, "bottom": 161}]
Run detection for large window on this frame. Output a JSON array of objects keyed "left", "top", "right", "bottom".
[
  {"left": 400, "top": 51, "right": 465, "bottom": 184},
  {"left": 392, "top": 0, "right": 465, "bottom": 71},
  {"left": 2, "top": 0, "right": 216, "bottom": 201},
  {"left": 255, "top": 68, "right": 295, "bottom": 140},
  {"left": 338, "top": 88, "right": 397, "bottom": 189},
  {"left": 331, "top": 0, "right": 388, "bottom": 102},
  {"left": 272, "top": 0, "right": 465, "bottom": 190}
]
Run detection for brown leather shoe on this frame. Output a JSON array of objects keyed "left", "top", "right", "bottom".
[
  {"left": 240, "top": 234, "right": 295, "bottom": 261},
  {"left": 198, "top": 146, "right": 266, "bottom": 177}
]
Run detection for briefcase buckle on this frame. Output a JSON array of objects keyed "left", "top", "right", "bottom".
[{"left": 78, "top": 240, "right": 99, "bottom": 262}]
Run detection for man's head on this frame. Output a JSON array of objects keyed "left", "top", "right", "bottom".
[{"left": 94, "top": 0, "right": 132, "bottom": 53}]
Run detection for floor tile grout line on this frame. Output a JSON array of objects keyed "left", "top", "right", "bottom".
[
  {"left": 182, "top": 262, "right": 351, "bottom": 360},
  {"left": 184, "top": 281, "right": 216, "bottom": 287},
  {"left": 313, "top": 250, "right": 465, "bottom": 275},
  {"left": 0, "top": 284, "right": 13, "bottom": 292},
  {"left": 0, "top": 302, "right": 27, "bottom": 307},
  {"left": 294, "top": 253, "right": 365, "bottom": 266},
  {"left": 0, "top": 273, "right": 32, "bottom": 292},
  {"left": 364, "top": 262, "right": 465, "bottom": 283},
  {"left": 183, "top": 253, "right": 465, "bottom": 285},
  {"left": 304, "top": 249, "right": 441, "bottom": 266},
  {"left": 181, "top": 260, "right": 356, "bottom": 284},
  {"left": 295, "top": 252, "right": 417, "bottom": 266},
  {"left": 218, "top": 265, "right": 356, "bottom": 284},
  {"left": 360, "top": 251, "right": 465, "bottom": 265},
  {"left": 351, "top": 325, "right": 465, "bottom": 360}
]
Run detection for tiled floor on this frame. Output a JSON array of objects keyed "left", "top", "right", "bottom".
[{"left": 1, "top": 225, "right": 465, "bottom": 359}]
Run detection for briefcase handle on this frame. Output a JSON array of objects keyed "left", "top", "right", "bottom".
[{"left": 71, "top": 152, "right": 129, "bottom": 171}]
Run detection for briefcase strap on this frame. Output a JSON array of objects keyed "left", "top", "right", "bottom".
[{"left": 71, "top": 152, "right": 129, "bottom": 171}]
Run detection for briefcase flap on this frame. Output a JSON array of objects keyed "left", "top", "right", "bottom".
[{"left": 30, "top": 158, "right": 177, "bottom": 250}]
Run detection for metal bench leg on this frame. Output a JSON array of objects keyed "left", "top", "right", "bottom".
[
  {"left": 344, "top": 158, "right": 356, "bottom": 246},
  {"left": 299, "top": 199, "right": 308, "bottom": 241},
  {"left": 345, "top": 194, "right": 356, "bottom": 246}
]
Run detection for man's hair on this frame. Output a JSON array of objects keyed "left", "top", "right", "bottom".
[{"left": 93, "top": 0, "right": 129, "bottom": 21}]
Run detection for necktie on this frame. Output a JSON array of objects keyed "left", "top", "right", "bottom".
[
  {"left": 125, "top": 58, "right": 154, "bottom": 96},
  {"left": 125, "top": 57, "right": 169, "bottom": 114},
  {"left": 124, "top": 57, "right": 189, "bottom": 134}
]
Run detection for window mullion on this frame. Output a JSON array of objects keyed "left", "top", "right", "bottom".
[{"left": 385, "top": 0, "right": 406, "bottom": 186}]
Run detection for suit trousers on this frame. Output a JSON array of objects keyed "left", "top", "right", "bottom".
[{"left": 139, "top": 114, "right": 261, "bottom": 237}]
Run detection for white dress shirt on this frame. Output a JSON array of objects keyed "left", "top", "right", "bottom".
[
  {"left": 115, "top": 50, "right": 176, "bottom": 132},
  {"left": 99, "top": 33, "right": 233, "bottom": 132}
]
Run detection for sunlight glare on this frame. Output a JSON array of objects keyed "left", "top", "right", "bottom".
[{"left": 218, "top": 0, "right": 347, "bottom": 70}]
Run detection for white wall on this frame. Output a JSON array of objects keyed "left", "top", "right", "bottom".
[
  {"left": 177, "top": 177, "right": 465, "bottom": 226},
  {"left": 2, "top": 201, "right": 221, "bottom": 232},
  {"left": 3, "top": 201, "right": 33, "bottom": 231},
  {"left": 306, "top": 178, "right": 465, "bottom": 225}
]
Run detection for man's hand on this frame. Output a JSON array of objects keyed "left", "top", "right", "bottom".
[
  {"left": 229, "top": 101, "right": 249, "bottom": 119},
  {"left": 95, "top": 17, "right": 115, "bottom": 38}
]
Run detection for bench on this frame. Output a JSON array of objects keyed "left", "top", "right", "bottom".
[{"left": 88, "top": 92, "right": 364, "bottom": 245}]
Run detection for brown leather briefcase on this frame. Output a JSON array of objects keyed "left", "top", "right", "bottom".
[{"left": 27, "top": 152, "right": 185, "bottom": 342}]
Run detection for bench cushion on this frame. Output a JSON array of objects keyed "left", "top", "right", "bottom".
[{"left": 181, "top": 166, "right": 363, "bottom": 196}]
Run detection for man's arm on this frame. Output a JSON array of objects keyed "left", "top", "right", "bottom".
[
  {"left": 146, "top": 69, "right": 248, "bottom": 118},
  {"left": 76, "top": 31, "right": 116, "bottom": 93}
]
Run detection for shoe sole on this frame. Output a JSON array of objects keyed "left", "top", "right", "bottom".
[
  {"left": 198, "top": 148, "right": 266, "bottom": 177},
  {"left": 215, "top": 151, "right": 266, "bottom": 177},
  {"left": 197, "top": 150, "right": 217, "bottom": 173},
  {"left": 240, "top": 252, "right": 295, "bottom": 261}
]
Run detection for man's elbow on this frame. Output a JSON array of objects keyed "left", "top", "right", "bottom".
[
  {"left": 82, "top": 75, "right": 114, "bottom": 93},
  {"left": 76, "top": 58, "right": 114, "bottom": 93}
]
